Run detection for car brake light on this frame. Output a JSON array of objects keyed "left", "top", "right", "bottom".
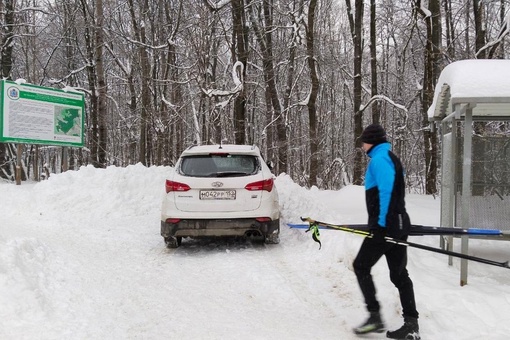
[
  {"left": 256, "top": 217, "right": 272, "bottom": 222},
  {"left": 245, "top": 178, "right": 274, "bottom": 192},
  {"left": 166, "top": 218, "right": 181, "bottom": 224},
  {"left": 165, "top": 180, "right": 191, "bottom": 193}
]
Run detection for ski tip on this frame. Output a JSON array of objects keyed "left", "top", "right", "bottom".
[
  {"left": 468, "top": 228, "right": 502, "bottom": 235},
  {"left": 287, "top": 223, "right": 309, "bottom": 229},
  {"left": 288, "top": 223, "right": 327, "bottom": 230}
]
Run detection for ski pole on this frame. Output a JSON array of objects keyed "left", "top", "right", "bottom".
[
  {"left": 385, "top": 235, "right": 510, "bottom": 269},
  {"left": 300, "top": 217, "right": 510, "bottom": 270}
]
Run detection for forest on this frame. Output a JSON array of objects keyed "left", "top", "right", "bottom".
[{"left": 0, "top": 0, "right": 509, "bottom": 194}]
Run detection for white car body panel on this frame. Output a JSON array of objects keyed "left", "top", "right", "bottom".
[
  {"left": 160, "top": 144, "right": 280, "bottom": 247},
  {"left": 171, "top": 174, "right": 264, "bottom": 213}
]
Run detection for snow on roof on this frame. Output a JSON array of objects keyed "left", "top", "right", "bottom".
[
  {"left": 428, "top": 59, "right": 510, "bottom": 120},
  {"left": 181, "top": 144, "right": 261, "bottom": 156}
]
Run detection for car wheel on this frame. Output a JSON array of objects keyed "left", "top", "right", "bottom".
[{"left": 165, "top": 236, "right": 182, "bottom": 248}]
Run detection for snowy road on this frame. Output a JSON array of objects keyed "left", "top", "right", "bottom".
[
  {"left": 2, "top": 165, "right": 510, "bottom": 340},
  {"left": 0, "top": 166, "right": 363, "bottom": 339},
  {"left": 2, "top": 213, "right": 363, "bottom": 339}
]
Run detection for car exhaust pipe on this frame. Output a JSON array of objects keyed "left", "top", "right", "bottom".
[{"left": 245, "top": 230, "right": 262, "bottom": 238}]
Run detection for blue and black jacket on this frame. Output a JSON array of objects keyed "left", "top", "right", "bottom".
[{"left": 365, "top": 142, "right": 410, "bottom": 238}]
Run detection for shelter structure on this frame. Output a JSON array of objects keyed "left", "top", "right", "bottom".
[{"left": 428, "top": 59, "right": 510, "bottom": 285}]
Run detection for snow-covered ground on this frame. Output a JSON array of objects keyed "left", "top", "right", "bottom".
[{"left": 1, "top": 164, "right": 509, "bottom": 340}]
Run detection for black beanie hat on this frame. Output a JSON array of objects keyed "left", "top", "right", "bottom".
[{"left": 361, "top": 124, "right": 387, "bottom": 145}]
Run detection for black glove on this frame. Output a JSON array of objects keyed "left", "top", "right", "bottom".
[{"left": 370, "top": 225, "right": 387, "bottom": 242}]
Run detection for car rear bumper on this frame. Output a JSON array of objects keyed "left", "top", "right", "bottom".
[{"left": 161, "top": 218, "right": 280, "bottom": 238}]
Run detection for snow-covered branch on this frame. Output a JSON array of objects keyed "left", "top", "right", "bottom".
[
  {"left": 203, "top": 0, "right": 231, "bottom": 10},
  {"left": 360, "top": 95, "right": 408, "bottom": 114},
  {"left": 201, "top": 61, "right": 244, "bottom": 98},
  {"left": 476, "top": 15, "right": 510, "bottom": 58}
]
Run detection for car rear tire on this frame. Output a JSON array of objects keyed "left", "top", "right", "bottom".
[{"left": 165, "top": 236, "right": 182, "bottom": 248}]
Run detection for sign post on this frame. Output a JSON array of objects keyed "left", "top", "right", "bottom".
[
  {"left": 16, "top": 144, "right": 22, "bottom": 185},
  {"left": 0, "top": 80, "right": 85, "bottom": 183},
  {"left": 0, "top": 80, "right": 85, "bottom": 147}
]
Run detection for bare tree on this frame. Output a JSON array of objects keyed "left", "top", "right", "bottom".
[
  {"left": 0, "top": 0, "right": 15, "bottom": 180},
  {"left": 369, "top": 0, "right": 380, "bottom": 125},
  {"left": 127, "top": 0, "right": 152, "bottom": 165},
  {"left": 415, "top": 0, "right": 440, "bottom": 194},
  {"left": 158, "top": 1, "right": 183, "bottom": 165},
  {"left": 248, "top": 0, "right": 287, "bottom": 173},
  {"left": 443, "top": 0, "right": 456, "bottom": 59},
  {"left": 231, "top": 0, "right": 249, "bottom": 144},
  {"left": 473, "top": 0, "right": 486, "bottom": 59},
  {"left": 345, "top": 0, "right": 365, "bottom": 185},
  {"left": 305, "top": 0, "right": 320, "bottom": 187},
  {"left": 80, "top": 0, "right": 108, "bottom": 168},
  {"left": 95, "top": 0, "right": 108, "bottom": 167},
  {"left": 281, "top": 0, "right": 304, "bottom": 178}
]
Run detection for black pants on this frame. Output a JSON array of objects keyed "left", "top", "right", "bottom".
[{"left": 353, "top": 236, "right": 419, "bottom": 319}]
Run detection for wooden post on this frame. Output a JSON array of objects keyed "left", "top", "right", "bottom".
[
  {"left": 16, "top": 144, "right": 22, "bottom": 185},
  {"left": 62, "top": 147, "right": 68, "bottom": 172},
  {"left": 34, "top": 145, "right": 39, "bottom": 181}
]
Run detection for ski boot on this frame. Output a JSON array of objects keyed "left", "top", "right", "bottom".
[
  {"left": 353, "top": 312, "right": 385, "bottom": 335},
  {"left": 386, "top": 317, "right": 420, "bottom": 340}
]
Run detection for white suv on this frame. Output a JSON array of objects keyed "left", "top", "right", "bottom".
[{"left": 160, "top": 144, "right": 280, "bottom": 248}]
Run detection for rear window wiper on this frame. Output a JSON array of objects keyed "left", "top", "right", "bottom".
[
  {"left": 215, "top": 171, "right": 252, "bottom": 177},
  {"left": 183, "top": 172, "right": 218, "bottom": 177}
]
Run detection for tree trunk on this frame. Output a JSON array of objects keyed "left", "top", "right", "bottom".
[
  {"left": 95, "top": 0, "right": 107, "bottom": 167},
  {"left": 231, "top": 0, "right": 248, "bottom": 145},
  {"left": 346, "top": 0, "right": 365, "bottom": 185},
  {"left": 282, "top": 0, "right": 302, "bottom": 178},
  {"left": 473, "top": 0, "right": 486, "bottom": 58},
  {"left": 306, "top": 0, "right": 319, "bottom": 187},
  {"left": 465, "top": 0, "right": 470, "bottom": 57},
  {"left": 80, "top": 0, "right": 99, "bottom": 168},
  {"left": 248, "top": 0, "right": 286, "bottom": 173},
  {"left": 0, "top": 0, "right": 14, "bottom": 179},
  {"left": 264, "top": 0, "right": 287, "bottom": 174},
  {"left": 444, "top": 0, "right": 455, "bottom": 58},
  {"left": 1, "top": 0, "right": 13, "bottom": 78},
  {"left": 418, "top": 0, "right": 440, "bottom": 195},
  {"left": 370, "top": 0, "right": 380, "bottom": 125},
  {"left": 487, "top": 1, "right": 506, "bottom": 59},
  {"left": 160, "top": 0, "right": 183, "bottom": 165},
  {"left": 128, "top": 0, "right": 151, "bottom": 165}
]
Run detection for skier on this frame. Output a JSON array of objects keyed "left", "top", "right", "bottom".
[{"left": 352, "top": 124, "right": 420, "bottom": 340}]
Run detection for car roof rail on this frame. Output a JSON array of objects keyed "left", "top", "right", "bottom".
[{"left": 186, "top": 142, "right": 198, "bottom": 150}]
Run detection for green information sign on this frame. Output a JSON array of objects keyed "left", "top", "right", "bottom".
[{"left": 0, "top": 80, "right": 85, "bottom": 147}]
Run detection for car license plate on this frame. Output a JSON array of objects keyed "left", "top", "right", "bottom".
[{"left": 200, "top": 190, "right": 236, "bottom": 200}]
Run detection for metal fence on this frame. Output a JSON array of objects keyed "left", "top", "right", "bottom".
[
  {"left": 456, "top": 136, "right": 510, "bottom": 230},
  {"left": 441, "top": 127, "right": 510, "bottom": 232}
]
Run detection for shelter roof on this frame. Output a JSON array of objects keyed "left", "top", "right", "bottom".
[{"left": 428, "top": 59, "right": 510, "bottom": 121}]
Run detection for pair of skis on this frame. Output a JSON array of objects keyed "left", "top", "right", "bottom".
[{"left": 291, "top": 217, "right": 509, "bottom": 269}]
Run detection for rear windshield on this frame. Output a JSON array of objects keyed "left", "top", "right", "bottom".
[{"left": 179, "top": 154, "right": 259, "bottom": 177}]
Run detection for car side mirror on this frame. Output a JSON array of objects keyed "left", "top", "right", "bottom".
[{"left": 266, "top": 160, "right": 274, "bottom": 170}]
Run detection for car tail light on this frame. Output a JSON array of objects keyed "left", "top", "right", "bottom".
[
  {"left": 166, "top": 218, "right": 181, "bottom": 224},
  {"left": 245, "top": 178, "right": 274, "bottom": 192},
  {"left": 165, "top": 180, "right": 191, "bottom": 193},
  {"left": 256, "top": 217, "right": 272, "bottom": 223}
]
